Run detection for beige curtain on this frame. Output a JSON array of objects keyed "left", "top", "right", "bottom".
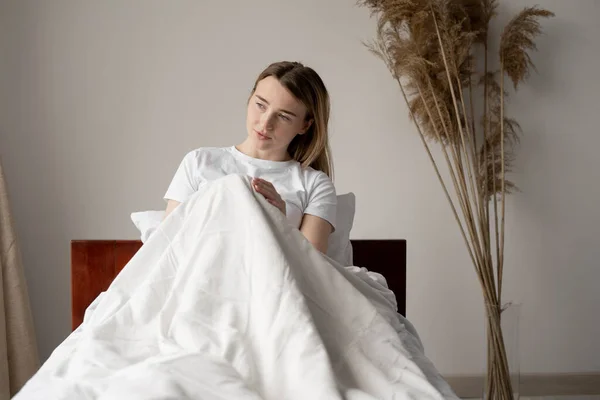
[{"left": 0, "top": 158, "right": 39, "bottom": 399}]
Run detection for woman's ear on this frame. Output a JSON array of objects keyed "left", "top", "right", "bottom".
[{"left": 300, "top": 119, "right": 313, "bottom": 135}]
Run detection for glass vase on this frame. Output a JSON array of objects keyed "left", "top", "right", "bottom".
[{"left": 483, "top": 302, "right": 521, "bottom": 400}]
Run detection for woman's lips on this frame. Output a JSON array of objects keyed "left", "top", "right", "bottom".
[{"left": 255, "top": 130, "right": 271, "bottom": 140}]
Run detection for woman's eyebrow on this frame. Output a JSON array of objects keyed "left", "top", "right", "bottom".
[{"left": 255, "top": 95, "right": 298, "bottom": 117}]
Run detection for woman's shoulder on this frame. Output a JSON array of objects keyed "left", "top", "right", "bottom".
[
  {"left": 179, "top": 146, "right": 232, "bottom": 163},
  {"left": 300, "top": 166, "right": 336, "bottom": 198},
  {"left": 301, "top": 166, "right": 333, "bottom": 184},
  {"left": 182, "top": 146, "right": 231, "bottom": 156}
]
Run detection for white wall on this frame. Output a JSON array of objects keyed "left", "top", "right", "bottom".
[{"left": 0, "top": 0, "right": 598, "bottom": 375}]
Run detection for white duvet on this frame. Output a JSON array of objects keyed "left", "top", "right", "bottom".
[{"left": 14, "top": 175, "right": 458, "bottom": 400}]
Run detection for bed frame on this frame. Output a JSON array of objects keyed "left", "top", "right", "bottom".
[{"left": 71, "top": 239, "right": 407, "bottom": 331}]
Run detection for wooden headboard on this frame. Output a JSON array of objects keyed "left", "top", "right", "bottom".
[{"left": 71, "top": 239, "right": 406, "bottom": 330}]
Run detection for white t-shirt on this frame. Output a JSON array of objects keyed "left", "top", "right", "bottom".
[{"left": 164, "top": 146, "right": 337, "bottom": 230}]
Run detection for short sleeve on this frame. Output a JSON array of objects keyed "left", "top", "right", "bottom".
[
  {"left": 304, "top": 172, "right": 337, "bottom": 231},
  {"left": 164, "top": 151, "right": 198, "bottom": 203}
]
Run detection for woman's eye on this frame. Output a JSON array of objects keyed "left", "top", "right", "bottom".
[
  {"left": 256, "top": 102, "right": 265, "bottom": 110},
  {"left": 279, "top": 114, "right": 290, "bottom": 121}
]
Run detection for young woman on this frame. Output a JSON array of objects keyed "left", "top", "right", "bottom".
[{"left": 163, "top": 61, "right": 337, "bottom": 253}]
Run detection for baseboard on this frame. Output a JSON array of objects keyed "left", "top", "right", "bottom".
[{"left": 444, "top": 373, "right": 600, "bottom": 398}]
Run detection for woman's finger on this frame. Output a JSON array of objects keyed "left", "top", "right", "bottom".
[
  {"left": 252, "top": 180, "right": 284, "bottom": 214},
  {"left": 262, "top": 185, "right": 279, "bottom": 201},
  {"left": 252, "top": 179, "right": 284, "bottom": 213},
  {"left": 253, "top": 178, "right": 270, "bottom": 191},
  {"left": 263, "top": 181, "right": 281, "bottom": 199},
  {"left": 256, "top": 186, "right": 278, "bottom": 205},
  {"left": 253, "top": 180, "right": 271, "bottom": 196},
  {"left": 254, "top": 180, "right": 278, "bottom": 200},
  {"left": 252, "top": 179, "right": 267, "bottom": 194},
  {"left": 255, "top": 178, "right": 273, "bottom": 190}
]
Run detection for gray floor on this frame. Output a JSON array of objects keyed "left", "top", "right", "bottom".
[
  {"left": 522, "top": 397, "right": 600, "bottom": 400},
  {"left": 469, "top": 397, "right": 600, "bottom": 400}
]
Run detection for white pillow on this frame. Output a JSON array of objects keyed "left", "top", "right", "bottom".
[
  {"left": 130, "top": 193, "right": 356, "bottom": 265},
  {"left": 130, "top": 210, "right": 165, "bottom": 243}
]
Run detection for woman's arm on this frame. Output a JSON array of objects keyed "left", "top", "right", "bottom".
[
  {"left": 164, "top": 199, "right": 181, "bottom": 220},
  {"left": 300, "top": 214, "right": 333, "bottom": 253},
  {"left": 163, "top": 150, "right": 198, "bottom": 220}
]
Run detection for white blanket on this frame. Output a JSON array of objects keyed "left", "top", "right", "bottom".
[{"left": 14, "top": 175, "right": 458, "bottom": 400}]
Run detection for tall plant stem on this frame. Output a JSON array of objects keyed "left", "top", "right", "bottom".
[
  {"left": 483, "top": 41, "right": 492, "bottom": 276},
  {"left": 429, "top": 6, "right": 511, "bottom": 397},
  {"left": 430, "top": 6, "right": 495, "bottom": 296},
  {"left": 416, "top": 83, "right": 491, "bottom": 289},
  {"left": 455, "top": 74, "right": 487, "bottom": 264},
  {"left": 453, "top": 71, "right": 484, "bottom": 235},
  {"left": 397, "top": 79, "right": 484, "bottom": 284},
  {"left": 492, "top": 81, "right": 500, "bottom": 302},
  {"left": 499, "top": 61, "right": 506, "bottom": 304},
  {"left": 469, "top": 75, "right": 477, "bottom": 159},
  {"left": 422, "top": 79, "right": 493, "bottom": 293},
  {"left": 416, "top": 84, "right": 469, "bottom": 224},
  {"left": 450, "top": 56, "right": 481, "bottom": 227},
  {"left": 468, "top": 72, "right": 490, "bottom": 270}
]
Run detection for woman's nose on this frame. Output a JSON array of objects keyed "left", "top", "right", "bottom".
[{"left": 259, "top": 112, "right": 275, "bottom": 131}]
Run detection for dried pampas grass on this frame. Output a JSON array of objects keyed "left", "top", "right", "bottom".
[
  {"left": 501, "top": 6, "right": 555, "bottom": 89},
  {"left": 359, "top": 0, "right": 553, "bottom": 398}
]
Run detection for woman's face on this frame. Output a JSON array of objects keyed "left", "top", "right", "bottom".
[{"left": 246, "top": 76, "right": 312, "bottom": 156}]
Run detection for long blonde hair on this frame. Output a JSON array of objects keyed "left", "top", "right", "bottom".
[{"left": 249, "top": 61, "right": 333, "bottom": 178}]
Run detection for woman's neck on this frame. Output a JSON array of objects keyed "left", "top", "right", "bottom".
[{"left": 236, "top": 140, "right": 292, "bottom": 162}]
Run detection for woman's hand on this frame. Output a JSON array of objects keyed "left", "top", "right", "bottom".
[{"left": 252, "top": 178, "right": 286, "bottom": 215}]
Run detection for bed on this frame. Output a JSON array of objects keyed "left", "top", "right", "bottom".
[{"left": 71, "top": 239, "right": 407, "bottom": 331}]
